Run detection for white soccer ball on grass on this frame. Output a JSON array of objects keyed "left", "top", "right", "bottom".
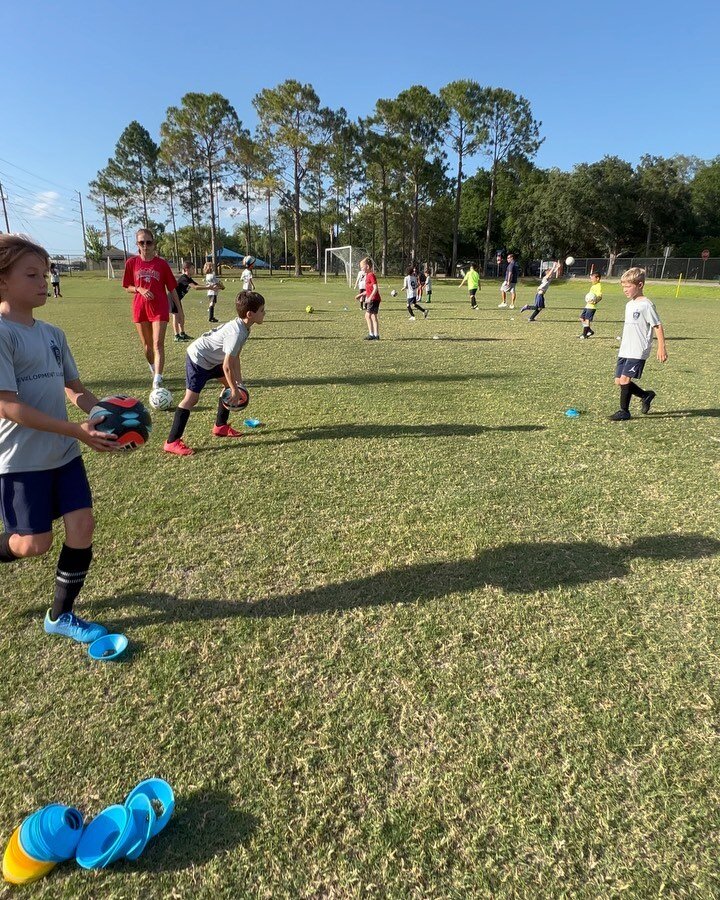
[{"left": 149, "top": 387, "right": 173, "bottom": 410}]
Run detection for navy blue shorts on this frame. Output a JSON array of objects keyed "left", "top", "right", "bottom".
[
  {"left": 615, "top": 357, "right": 646, "bottom": 380},
  {"left": 534, "top": 292, "right": 546, "bottom": 309},
  {"left": 186, "top": 357, "right": 225, "bottom": 393},
  {"left": 365, "top": 301, "right": 380, "bottom": 315},
  {"left": 0, "top": 456, "right": 92, "bottom": 536},
  {"left": 580, "top": 308, "right": 596, "bottom": 321}
]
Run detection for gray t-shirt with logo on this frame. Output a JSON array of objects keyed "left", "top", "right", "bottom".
[
  {"left": 0, "top": 316, "right": 80, "bottom": 474},
  {"left": 187, "top": 318, "right": 250, "bottom": 370},
  {"left": 618, "top": 297, "right": 661, "bottom": 360}
]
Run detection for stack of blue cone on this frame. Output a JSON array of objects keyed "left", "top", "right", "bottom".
[
  {"left": 3, "top": 804, "right": 83, "bottom": 885},
  {"left": 76, "top": 779, "right": 174, "bottom": 870},
  {"left": 2, "top": 779, "right": 174, "bottom": 884}
]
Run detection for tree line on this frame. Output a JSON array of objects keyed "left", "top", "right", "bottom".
[{"left": 87, "top": 81, "right": 720, "bottom": 276}]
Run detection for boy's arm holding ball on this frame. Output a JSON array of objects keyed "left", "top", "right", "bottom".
[
  {"left": 0, "top": 387, "right": 118, "bottom": 452},
  {"left": 222, "top": 353, "right": 244, "bottom": 405}
]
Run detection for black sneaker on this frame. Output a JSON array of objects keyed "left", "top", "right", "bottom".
[
  {"left": 423, "top": 309, "right": 429, "bottom": 318},
  {"left": 609, "top": 410, "right": 631, "bottom": 421},
  {"left": 587, "top": 329, "right": 594, "bottom": 336},
  {"left": 364, "top": 334, "right": 375, "bottom": 340},
  {"left": 641, "top": 390, "right": 656, "bottom": 414}
]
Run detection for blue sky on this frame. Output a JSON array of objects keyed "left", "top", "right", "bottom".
[{"left": 2, "top": 0, "right": 719, "bottom": 253}]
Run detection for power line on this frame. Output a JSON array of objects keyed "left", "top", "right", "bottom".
[
  {"left": 0, "top": 168, "right": 75, "bottom": 201},
  {"left": 0, "top": 155, "right": 77, "bottom": 195}
]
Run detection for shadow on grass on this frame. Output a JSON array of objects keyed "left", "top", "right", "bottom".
[
  {"left": 200, "top": 421, "right": 545, "bottom": 451},
  {"left": 389, "top": 337, "right": 512, "bottom": 343},
  {"left": 119, "top": 790, "right": 257, "bottom": 872},
  {"left": 253, "top": 335, "right": 344, "bottom": 341},
  {"left": 88, "top": 534, "right": 720, "bottom": 629},
  {"left": 650, "top": 408, "right": 720, "bottom": 419},
  {"left": 109, "top": 372, "right": 501, "bottom": 391},
  {"left": 252, "top": 372, "right": 503, "bottom": 389}
]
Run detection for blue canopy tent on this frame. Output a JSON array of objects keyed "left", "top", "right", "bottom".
[{"left": 214, "top": 247, "right": 269, "bottom": 268}]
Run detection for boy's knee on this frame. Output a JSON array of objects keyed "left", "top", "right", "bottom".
[
  {"left": 67, "top": 510, "right": 95, "bottom": 545},
  {"left": 13, "top": 532, "right": 53, "bottom": 557}
]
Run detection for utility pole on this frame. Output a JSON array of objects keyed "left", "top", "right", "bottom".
[
  {"left": 76, "top": 190, "right": 88, "bottom": 259},
  {"left": 102, "top": 192, "right": 111, "bottom": 251},
  {"left": 0, "top": 182, "right": 10, "bottom": 232}
]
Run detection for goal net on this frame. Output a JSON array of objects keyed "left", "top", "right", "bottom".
[{"left": 324, "top": 246, "right": 373, "bottom": 288}]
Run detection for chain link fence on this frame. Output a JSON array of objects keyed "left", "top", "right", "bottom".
[{"left": 562, "top": 258, "right": 720, "bottom": 280}]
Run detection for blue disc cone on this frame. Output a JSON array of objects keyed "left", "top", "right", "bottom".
[
  {"left": 19, "top": 805, "right": 84, "bottom": 863},
  {"left": 75, "top": 805, "right": 130, "bottom": 870},
  {"left": 123, "top": 793, "right": 156, "bottom": 861},
  {"left": 125, "top": 779, "right": 174, "bottom": 838}
]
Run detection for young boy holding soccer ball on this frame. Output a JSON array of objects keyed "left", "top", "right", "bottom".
[
  {"left": 610, "top": 267, "right": 667, "bottom": 421},
  {"left": 0, "top": 234, "right": 119, "bottom": 644},
  {"left": 163, "top": 291, "right": 266, "bottom": 456},
  {"left": 203, "top": 262, "right": 225, "bottom": 323}
]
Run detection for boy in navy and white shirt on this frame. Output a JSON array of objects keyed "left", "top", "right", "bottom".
[
  {"left": 521, "top": 261, "right": 559, "bottom": 321},
  {"left": 403, "top": 267, "right": 428, "bottom": 319},
  {"left": 0, "top": 234, "right": 119, "bottom": 645},
  {"left": 164, "top": 291, "right": 266, "bottom": 456},
  {"left": 610, "top": 267, "right": 667, "bottom": 420}
]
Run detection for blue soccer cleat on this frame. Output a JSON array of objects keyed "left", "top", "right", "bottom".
[{"left": 44, "top": 611, "right": 108, "bottom": 644}]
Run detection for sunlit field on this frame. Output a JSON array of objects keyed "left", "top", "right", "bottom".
[{"left": 2, "top": 271, "right": 719, "bottom": 897}]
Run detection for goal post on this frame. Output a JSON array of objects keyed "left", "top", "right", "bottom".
[{"left": 324, "top": 246, "right": 373, "bottom": 288}]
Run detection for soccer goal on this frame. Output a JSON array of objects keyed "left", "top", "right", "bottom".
[{"left": 324, "top": 246, "right": 373, "bottom": 287}]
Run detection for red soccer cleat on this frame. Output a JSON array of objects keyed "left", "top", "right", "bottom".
[
  {"left": 163, "top": 439, "right": 194, "bottom": 456},
  {"left": 212, "top": 424, "right": 243, "bottom": 438}
]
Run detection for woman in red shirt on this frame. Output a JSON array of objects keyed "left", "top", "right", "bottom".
[{"left": 122, "top": 228, "right": 180, "bottom": 389}]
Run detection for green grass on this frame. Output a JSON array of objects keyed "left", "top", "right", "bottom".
[{"left": 1, "top": 272, "right": 719, "bottom": 898}]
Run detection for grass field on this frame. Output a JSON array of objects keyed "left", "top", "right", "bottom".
[{"left": 1, "top": 272, "right": 719, "bottom": 898}]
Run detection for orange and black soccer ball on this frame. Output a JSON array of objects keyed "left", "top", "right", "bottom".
[{"left": 88, "top": 396, "right": 152, "bottom": 450}]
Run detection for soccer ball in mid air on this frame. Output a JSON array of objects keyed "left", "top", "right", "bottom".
[
  {"left": 390, "top": 290, "right": 397, "bottom": 297},
  {"left": 565, "top": 256, "right": 575, "bottom": 266},
  {"left": 149, "top": 387, "right": 173, "bottom": 410},
  {"left": 88, "top": 396, "right": 152, "bottom": 450}
]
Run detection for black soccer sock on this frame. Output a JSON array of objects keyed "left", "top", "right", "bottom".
[
  {"left": 415, "top": 303, "right": 426, "bottom": 313},
  {"left": 208, "top": 302, "right": 215, "bottom": 320},
  {"left": 583, "top": 326, "right": 590, "bottom": 336},
  {"left": 620, "top": 383, "right": 632, "bottom": 412},
  {"left": 51, "top": 544, "right": 92, "bottom": 619},
  {"left": 407, "top": 305, "right": 415, "bottom": 316},
  {"left": 215, "top": 399, "right": 230, "bottom": 427},
  {"left": 628, "top": 381, "right": 646, "bottom": 399},
  {"left": 529, "top": 308, "right": 541, "bottom": 321},
  {"left": 0, "top": 533, "right": 19, "bottom": 563},
  {"left": 167, "top": 407, "right": 191, "bottom": 443}
]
